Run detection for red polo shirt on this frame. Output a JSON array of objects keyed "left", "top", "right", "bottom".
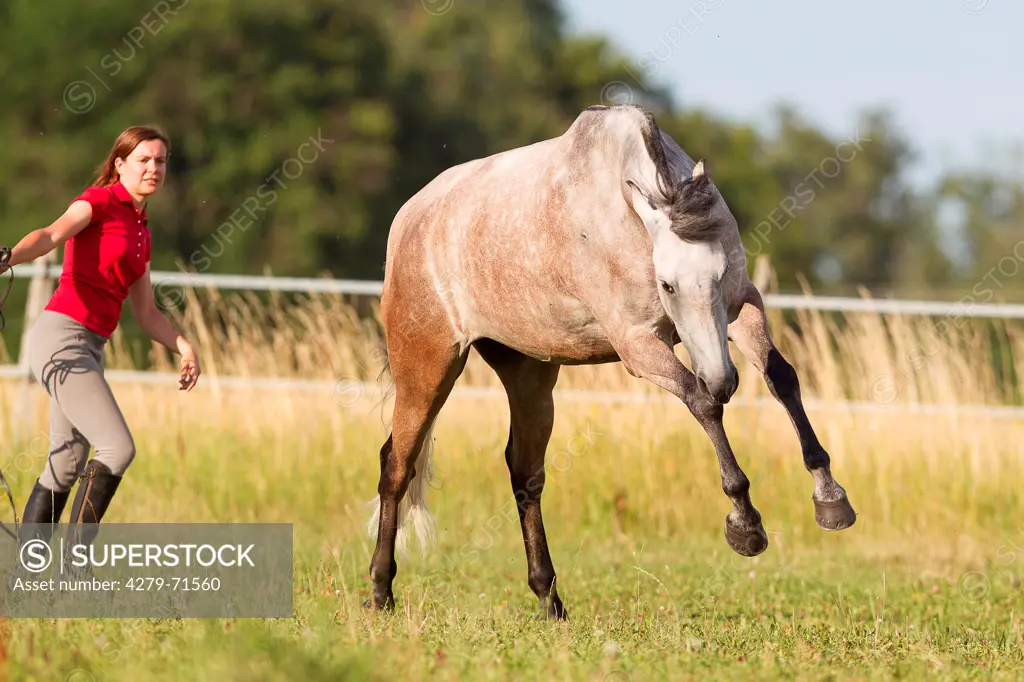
[{"left": 45, "top": 181, "right": 152, "bottom": 338}]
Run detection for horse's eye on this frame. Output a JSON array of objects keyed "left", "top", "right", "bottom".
[{"left": 661, "top": 281, "right": 675, "bottom": 295}]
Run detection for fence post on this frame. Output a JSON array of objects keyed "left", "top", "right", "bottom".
[
  {"left": 13, "top": 251, "right": 57, "bottom": 443},
  {"left": 752, "top": 254, "right": 773, "bottom": 293}
]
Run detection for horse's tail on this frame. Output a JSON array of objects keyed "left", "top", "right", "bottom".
[
  {"left": 365, "top": 423, "right": 438, "bottom": 558},
  {"left": 366, "top": 343, "right": 438, "bottom": 558},
  {"left": 373, "top": 340, "right": 395, "bottom": 413}
]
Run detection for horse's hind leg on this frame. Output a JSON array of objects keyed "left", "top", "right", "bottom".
[
  {"left": 366, "top": 335, "right": 468, "bottom": 612},
  {"left": 474, "top": 339, "right": 566, "bottom": 620},
  {"left": 728, "top": 283, "right": 857, "bottom": 530}
]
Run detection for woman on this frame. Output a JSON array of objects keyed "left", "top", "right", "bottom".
[{"left": 1, "top": 125, "right": 200, "bottom": 540}]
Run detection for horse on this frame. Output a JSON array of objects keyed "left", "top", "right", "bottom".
[{"left": 364, "top": 103, "right": 856, "bottom": 620}]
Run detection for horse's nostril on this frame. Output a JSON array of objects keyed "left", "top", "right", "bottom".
[{"left": 697, "top": 372, "right": 737, "bottom": 404}]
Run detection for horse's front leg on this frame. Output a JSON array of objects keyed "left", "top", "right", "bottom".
[
  {"left": 728, "top": 283, "right": 857, "bottom": 531},
  {"left": 619, "top": 331, "right": 769, "bottom": 557}
]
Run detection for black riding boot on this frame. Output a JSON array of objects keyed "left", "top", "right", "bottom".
[
  {"left": 18, "top": 480, "right": 71, "bottom": 544},
  {"left": 7, "top": 481, "right": 71, "bottom": 594},
  {"left": 69, "top": 460, "right": 122, "bottom": 523},
  {"left": 68, "top": 459, "right": 122, "bottom": 549}
]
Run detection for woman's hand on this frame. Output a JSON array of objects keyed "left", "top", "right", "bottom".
[
  {"left": 178, "top": 343, "right": 201, "bottom": 391},
  {"left": 127, "top": 267, "right": 202, "bottom": 392}
]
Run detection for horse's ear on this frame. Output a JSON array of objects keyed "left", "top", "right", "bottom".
[
  {"left": 681, "top": 159, "right": 712, "bottom": 195},
  {"left": 626, "top": 180, "right": 654, "bottom": 208},
  {"left": 626, "top": 179, "right": 666, "bottom": 237}
]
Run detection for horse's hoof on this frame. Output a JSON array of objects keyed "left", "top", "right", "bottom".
[
  {"left": 362, "top": 595, "right": 395, "bottom": 612},
  {"left": 535, "top": 606, "right": 568, "bottom": 622},
  {"left": 533, "top": 596, "right": 568, "bottom": 621},
  {"left": 814, "top": 493, "right": 857, "bottom": 531},
  {"left": 724, "top": 516, "right": 769, "bottom": 557}
]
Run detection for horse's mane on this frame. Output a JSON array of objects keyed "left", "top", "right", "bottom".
[
  {"left": 587, "top": 104, "right": 723, "bottom": 243},
  {"left": 666, "top": 172, "right": 720, "bottom": 242}
]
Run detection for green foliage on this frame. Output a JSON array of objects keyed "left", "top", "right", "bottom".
[{"left": 0, "top": 0, "right": 1020, "bottom": 297}]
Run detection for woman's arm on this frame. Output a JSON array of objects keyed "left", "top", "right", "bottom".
[
  {"left": 3, "top": 200, "right": 94, "bottom": 268},
  {"left": 128, "top": 265, "right": 201, "bottom": 391}
]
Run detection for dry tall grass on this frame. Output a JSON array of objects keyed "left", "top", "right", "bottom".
[
  {"left": 3, "top": 287, "right": 1023, "bottom": 682},
  {"left": 3, "top": 288, "right": 1022, "bottom": 542},
  {"left": 81, "top": 287, "right": 1021, "bottom": 546},
  {"left": 95, "top": 285, "right": 1024, "bottom": 409}
]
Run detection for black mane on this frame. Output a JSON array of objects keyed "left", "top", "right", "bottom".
[{"left": 587, "top": 104, "right": 723, "bottom": 243}]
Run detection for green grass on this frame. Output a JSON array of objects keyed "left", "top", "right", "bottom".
[
  {"left": 1, "top": 386, "right": 1023, "bottom": 681},
  {"left": 7, "top": 540, "right": 1023, "bottom": 681}
]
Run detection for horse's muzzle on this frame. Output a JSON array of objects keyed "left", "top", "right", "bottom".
[{"left": 697, "top": 367, "right": 739, "bottom": 405}]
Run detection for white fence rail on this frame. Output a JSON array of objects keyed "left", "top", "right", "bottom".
[
  {"left": 94, "top": 267, "right": 1024, "bottom": 319},
  {"left": 129, "top": 268, "right": 1024, "bottom": 319},
  {"left": 4, "top": 261, "right": 1023, "bottom": 423},
  {"left": 9, "top": 263, "right": 1024, "bottom": 318},
  {"left": 3, "top": 367, "right": 1024, "bottom": 420}
]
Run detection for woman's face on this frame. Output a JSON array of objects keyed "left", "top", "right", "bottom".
[{"left": 115, "top": 139, "right": 168, "bottom": 197}]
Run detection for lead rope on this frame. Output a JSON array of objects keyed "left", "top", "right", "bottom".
[
  {"left": 0, "top": 246, "right": 13, "bottom": 333},
  {"left": 0, "top": 246, "right": 19, "bottom": 540}
]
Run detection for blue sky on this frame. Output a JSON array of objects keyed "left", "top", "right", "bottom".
[{"left": 560, "top": 0, "right": 1022, "bottom": 191}]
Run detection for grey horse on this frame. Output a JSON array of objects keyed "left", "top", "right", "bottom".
[{"left": 365, "top": 103, "right": 856, "bottom": 620}]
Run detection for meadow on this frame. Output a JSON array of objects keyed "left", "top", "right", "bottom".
[{"left": 0, "top": 287, "right": 1022, "bottom": 681}]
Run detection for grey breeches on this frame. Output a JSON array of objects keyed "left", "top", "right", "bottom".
[{"left": 28, "top": 310, "right": 136, "bottom": 492}]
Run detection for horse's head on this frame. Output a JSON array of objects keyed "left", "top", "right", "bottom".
[{"left": 627, "top": 159, "right": 738, "bottom": 404}]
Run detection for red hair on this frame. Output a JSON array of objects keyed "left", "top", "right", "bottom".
[{"left": 92, "top": 125, "right": 171, "bottom": 187}]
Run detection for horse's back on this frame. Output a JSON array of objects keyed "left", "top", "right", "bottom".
[
  {"left": 385, "top": 135, "right": 565, "bottom": 262},
  {"left": 380, "top": 106, "right": 674, "bottom": 363}
]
